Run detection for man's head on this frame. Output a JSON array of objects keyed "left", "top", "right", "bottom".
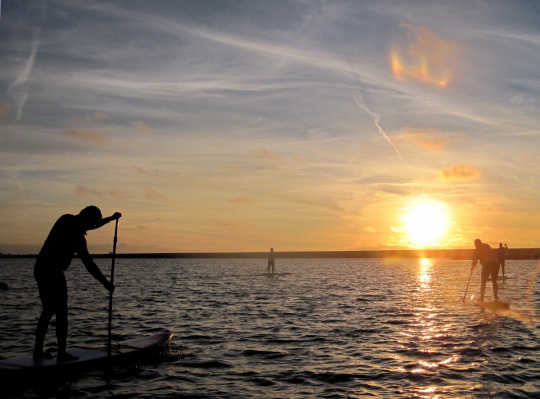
[
  {"left": 474, "top": 238, "right": 482, "bottom": 248},
  {"left": 79, "top": 206, "right": 102, "bottom": 230}
]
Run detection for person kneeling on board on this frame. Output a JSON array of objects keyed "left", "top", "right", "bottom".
[
  {"left": 471, "top": 238, "right": 499, "bottom": 302},
  {"left": 33, "top": 206, "right": 121, "bottom": 361}
]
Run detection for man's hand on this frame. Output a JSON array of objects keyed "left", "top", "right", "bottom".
[
  {"left": 104, "top": 281, "right": 115, "bottom": 293},
  {"left": 112, "top": 212, "right": 122, "bottom": 220}
]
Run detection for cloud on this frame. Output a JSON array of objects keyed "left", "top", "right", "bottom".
[
  {"left": 110, "top": 190, "right": 132, "bottom": 200},
  {"left": 63, "top": 128, "right": 108, "bottom": 143},
  {"left": 390, "top": 23, "right": 463, "bottom": 87},
  {"left": 438, "top": 164, "right": 481, "bottom": 182},
  {"left": 131, "top": 120, "right": 153, "bottom": 135},
  {"left": 75, "top": 186, "right": 103, "bottom": 197},
  {"left": 397, "top": 128, "right": 456, "bottom": 152},
  {"left": 145, "top": 188, "right": 168, "bottom": 201},
  {"left": 133, "top": 165, "right": 149, "bottom": 175},
  {"left": 254, "top": 148, "right": 285, "bottom": 160},
  {"left": 73, "top": 112, "right": 111, "bottom": 124}
]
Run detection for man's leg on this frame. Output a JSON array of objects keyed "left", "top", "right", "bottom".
[
  {"left": 56, "top": 274, "right": 69, "bottom": 356},
  {"left": 491, "top": 263, "right": 500, "bottom": 300},
  {"left": 34, "top": 275, "right": 56, "bottom": 359},
  {"left": 480, "top": 267, "right": 489, "bottom": 300},
  {"left": 34, "top": 306, "right": 54, "bottom": 357}
]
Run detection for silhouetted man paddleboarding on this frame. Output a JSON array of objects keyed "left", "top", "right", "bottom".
[
  {"left": 497, "top": 242, "right": 508, "bottom": 277},
  {"left": 471, "top": 238, "right": 499, "bottom": 302},
  {"left": 268, "top": 248, "right": 275, "bottom": 274},
  {"left": 33, "top": 206, "right": 121, "bottom": 361}
]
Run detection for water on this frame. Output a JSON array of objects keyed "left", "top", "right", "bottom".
[{"left": 1, "top": 257, "right": 539, "bottom": 398}]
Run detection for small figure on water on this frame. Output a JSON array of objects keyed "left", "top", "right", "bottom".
[
  {"left": 497, "top": 242, "right": 508, "bottom": 277},
  {"left": 33, "top": 206, "right": 121, "bottom": 361},
  {"left": 268, "top": 247, "right": 275, "bottom": 274},
  {"left": 471, "top": 238, "right": 499, "bottom": 301}
]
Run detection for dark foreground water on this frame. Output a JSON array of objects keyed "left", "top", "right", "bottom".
[{"left": 1, "top": 257, "right": 539, "bottom": 398}]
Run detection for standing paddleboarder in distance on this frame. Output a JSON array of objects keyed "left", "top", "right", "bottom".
[
  {"left": 33, "top": 206, "right": 121, "bottom": 361},
  {"left": 268, "top": 248, "right": 275, "bottom": 274},
  {"left": 497, "top": 243, "right": 508, "bottom": 277},
  {"left": 471, "top": 238, "right": 499, "bottom": 302}
]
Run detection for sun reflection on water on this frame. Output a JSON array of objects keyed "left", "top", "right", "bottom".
[{"left": 418, "top": 258, "right": 432, "bottom": 288}]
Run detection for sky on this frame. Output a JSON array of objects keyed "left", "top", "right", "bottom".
[{"left": 1, "top": 0, "right": 540, "bottom": 254}]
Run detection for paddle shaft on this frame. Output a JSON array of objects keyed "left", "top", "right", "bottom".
[
  {"left": 107, "top": 218, "right": 119, "bottom": 358},
  {"left": 462, "top": 267, "right": 473, "bottom": 302}
]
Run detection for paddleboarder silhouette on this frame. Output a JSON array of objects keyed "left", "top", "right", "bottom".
[
  {"left": 497, "top": 242, "right": 508, "bottom": 277},
  {"left": 267, "top": 248, "right": 275, "bottom": 274},
  {"left": 471, "top": 238, "right": 499, "bottom": 301},
  {"left": 33, "top": 206, "right": 121, "bottom": 361}
]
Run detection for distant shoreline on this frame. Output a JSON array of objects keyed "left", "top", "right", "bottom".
[{"left": 1, "top": 248, "right": 539, "bottom": 260}]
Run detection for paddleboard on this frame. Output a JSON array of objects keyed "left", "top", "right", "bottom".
[
  {"left": 487, "top": 276, "right": 511, "bottom": 281},
  {"left": 254, "top": 272, "right": 292, "bottom": 276},
  {"left": 0, "top": 331, "right": 172, "bottom": 381}
]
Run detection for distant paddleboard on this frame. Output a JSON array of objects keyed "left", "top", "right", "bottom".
[{"left": 254, "top": 272, "right": 292, "bottom": 276}]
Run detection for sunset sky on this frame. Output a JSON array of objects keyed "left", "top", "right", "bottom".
[{"left": 1, "top": 1, "right": 540, "bottom": 254}]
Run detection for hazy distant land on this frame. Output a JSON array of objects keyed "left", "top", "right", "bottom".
[{"left": 2, "top": 248, "right": 539, "bottom": 260}]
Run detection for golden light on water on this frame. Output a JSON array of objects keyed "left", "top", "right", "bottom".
[
  {"left": 418, "top": 258, "right": 432, "bottom": 286},
  {"left": 402, "top": 198, "right": 449, "bottom": 247}
]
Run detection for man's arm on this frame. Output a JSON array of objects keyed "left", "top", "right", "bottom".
[
  {"left": 471, "top": 250, "right": 478, "bottom": 269},
  {"left": 79, "top": 245, "right": 115, "bottom": 293},
  {"left": 89, "top": 212, "right": 122, "bottom": 230}
]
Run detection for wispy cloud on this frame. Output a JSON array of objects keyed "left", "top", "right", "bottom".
[
  {"left": 254, "top": 148, "right": 285, "bottom": 161},
  {"left": 131, "top": 120, "right": 153, "bottom": 135},
  {"left": 145, "top": 188, "right": 168, "bottom": 201},
  {"left": 438, "top": 165, "right": 481, "bottom": 182},
  {"left": 62, "top": 128, "right": 108, "bottom": 143},
  {"left": 75, "top": 186, "right": 103, "bottom": 197},
  {"left": 396, "top": 128, "right": 457, "bottom": 152}
]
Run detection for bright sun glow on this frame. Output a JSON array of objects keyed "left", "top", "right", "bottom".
[{"left": 403, "top": 198, "right": 449, "bottom": 247}]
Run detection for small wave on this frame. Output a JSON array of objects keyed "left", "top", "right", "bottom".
[{"left": 177, "top": 359, "right": 232, "bottom": 369}]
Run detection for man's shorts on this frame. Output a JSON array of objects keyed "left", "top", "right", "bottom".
[
  {"left": 35, "top": 271, "right": 68, "bottom": 313},
  {"left": 481, "top": 261, "right": 500, "bottom": 283}
]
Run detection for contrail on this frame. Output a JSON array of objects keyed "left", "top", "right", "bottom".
[
  {"left": 15, "top": 35, "right": 40, "bottom": 85},
  {"left": 11, "top": 31, "right": 40, "bottom": 121},
  {"left": 353, "top": 95, "right": 411, "bottom": 166}
]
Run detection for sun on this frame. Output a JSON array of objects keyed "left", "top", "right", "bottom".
[{"left": 402, "top": 198, "right": 449, "bottom": 247}]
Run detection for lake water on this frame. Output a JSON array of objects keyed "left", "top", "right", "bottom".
[{"left": 1, "top": 257, "right": 539, "bottom": 398}]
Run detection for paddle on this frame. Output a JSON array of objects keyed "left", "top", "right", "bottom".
[
  {"left": 107, "top": 218, "right": 119, "bottom": 359},
  {"left": 462, "top": 267, "right": 473, "bottom": 303}
]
